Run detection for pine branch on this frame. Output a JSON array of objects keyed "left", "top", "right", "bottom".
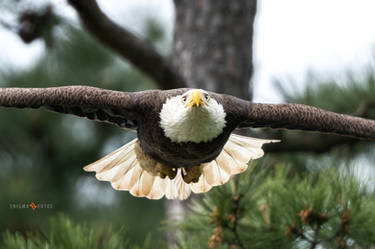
[
  {"left": 309, "top": 225, "right": 321, "bottom": 249},
  {"left": 310, "top": 241, "right": 318, "bottom": 249},
  {"left": 296, "top": 230, "right": 315, "bottom": 244},
  {"left": 67, "top": 0, "right": 186, "bottom": 90},
  {"left": 229, "top": 194, "right": 245, "bottom": 249}
]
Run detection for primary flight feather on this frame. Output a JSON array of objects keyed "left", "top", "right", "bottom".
[{"left": 0, "top": 86, "right": 374, "bottom": 199}]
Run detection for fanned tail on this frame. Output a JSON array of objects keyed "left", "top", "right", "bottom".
[
  {"left": 84, "top": 135, "right": 278, "bottom": 200},
  {"left": 84, "top": 138, "right": 191, "bottom": 200},
  {"left": 191, "top": 134, "right": 279, "bottom": 193}
]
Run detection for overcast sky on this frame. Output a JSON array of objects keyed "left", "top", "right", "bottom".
[{"left": 1, "top": 0, "right": 375, "bottom": 103}]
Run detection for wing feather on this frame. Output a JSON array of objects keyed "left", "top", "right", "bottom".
[
  {"left": 0, "top": 86, "right": 142, "bottom": 129},
  {"left": 0, "top": 86, "right": 193, "bottom": 130},
  {"left": 220, "top": 94, "right": 375, "bottom": 140}
]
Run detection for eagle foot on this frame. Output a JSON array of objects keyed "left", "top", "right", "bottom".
[
  {"left": 161, "top": 167, "right": 177, "bottom": 180},
  {"left": 181, "top": 166, "right": 201, "bottom": 184},
  {"left": 134, "top": 140, "right": 177, "bottom": 180}
]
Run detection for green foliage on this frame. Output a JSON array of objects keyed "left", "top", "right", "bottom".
[
  {"left": 0, "top": 215, "right": 150, "bottom": 249},
  {"left": 0, "top": 16, "right": 165, "bottom": 245},
  {"left": 144, "top": 18, "right": 166, "bottom": 46},
  {"left": 174, "top": 162, "right": 375, "bottom": 249},
  {"left": 275, "top": 70, "right": 375, "bottom": 117}
]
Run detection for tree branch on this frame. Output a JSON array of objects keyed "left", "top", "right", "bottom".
[
  {"left": 0, "top": 19, "right": 16, "bottom": 32},
  {"left": 263, "top": 131, "right": 359, "bottom": 154},
  {"left": 67, "top": 0, "right": 186, "bottom": 90}
]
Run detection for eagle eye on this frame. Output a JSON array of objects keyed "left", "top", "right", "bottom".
[
  {"left": 181, "top": 96, "right": 187, "bottom": 103},
  {"left": 204, "top": 93, "right": 210, "bottom": 101}
]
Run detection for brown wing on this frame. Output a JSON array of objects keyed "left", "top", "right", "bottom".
[
  {"left": 0, "top": 86, "right": 147, "bottom": 129},
  {"left": 216, "top": 94, "right": 375, "bottom": 140}
]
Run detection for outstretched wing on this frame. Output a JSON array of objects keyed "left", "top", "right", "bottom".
[
  {"left": 0, "top": 86, "right": 146, "bottom": 129},
  {"left": 217, "top": 94, "right": 375, "bottom": 140}
]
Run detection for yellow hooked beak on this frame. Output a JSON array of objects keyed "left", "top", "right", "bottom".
[{"left": 187, "top": 89, "right": 204, "bottom": 107}]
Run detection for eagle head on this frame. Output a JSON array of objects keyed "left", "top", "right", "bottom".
[
  {"left": 159, "top": 89, "right": 226, "bottom": 143},
  {"left": 181, "top": 89, "right": 209, "bottom": 107}
]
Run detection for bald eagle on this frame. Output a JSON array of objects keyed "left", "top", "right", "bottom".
[{"left": 0, "top": 86, "right": 374, "bottom": 199}]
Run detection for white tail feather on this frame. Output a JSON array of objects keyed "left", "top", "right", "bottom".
[
  {"left": 173, "top": 170, "right": 191, "bottom": 200},
  {"left": 192, "top": 134, "right": 277, "bottom": 194},
  {"left": 139, "top": 171, "right": 156, "bottom": 196},
  {"left": 130, "top": 168, "right": 147, "bottom": 197},
  {"left": 83, "top": 135, "right": 278, "bottom": 200},
  {"left": 215, "top": 149, "right": 241, "bottom": 175},
  {"left": 223, "top": 148, "right": 248, "bottom": 173},
  {"left": 225, "top": 140, "right": 254, "bottom": 164},
  {"left": 201, "top": 162, "right": 219, "bottom": 186},
  {"left": 190, "top": 174, "right": 212, "bottom": 193},
  {"left": 95, "top": 154, "right": 137, "bottom": 181},
  {"left": 146, "top": 177, "right": 167, "bottom": 199},
  {"left": 229, "top": 134, "right": 278, "bottom": 160},
  {"left": 164, "top": 170, "right": 191, "bottom": 200},
  {"left": 201, "top": 160, "right": 230, "bottom": 186},
  {"left": 119, "top": 164, "right": 143, "bottom": 191}
]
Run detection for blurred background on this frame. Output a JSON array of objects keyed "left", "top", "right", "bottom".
[{"left": 0, "top": 0, "right": 375, "bottom": 248}]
